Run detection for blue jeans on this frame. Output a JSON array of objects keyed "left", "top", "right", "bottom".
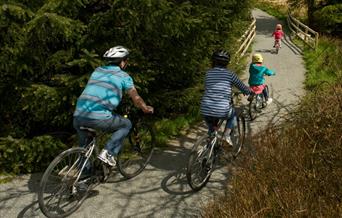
[
  {"left": 73, "top": 115, "right": 132, "bottom": 156},
  {"left": 204, "top": 108, "right": 236, "bottom": 135}
]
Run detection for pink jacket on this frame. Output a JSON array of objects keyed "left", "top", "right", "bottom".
[{"left": 272, "top": 30, "right": 284, "bottom": 40}]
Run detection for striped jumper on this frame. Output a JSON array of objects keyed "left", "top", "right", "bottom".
[{"left": 200, "top": 67, "right": 251, "bottom": 118}]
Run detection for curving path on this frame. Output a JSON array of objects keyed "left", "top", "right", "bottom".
[{"left": 0, "top": 9, "right": 305, "bottom": 218}]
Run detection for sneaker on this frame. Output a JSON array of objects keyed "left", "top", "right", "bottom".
[
  {"left": 266, "top": 98, "right": 273, "bottom": 105},
  {"left": 224, "top": 135, "right": 233, "bottom": 147},
  {"left": 98, "top": 149, "right": 116, "bottom": 167}
]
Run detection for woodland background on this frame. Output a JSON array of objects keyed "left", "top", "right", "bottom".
[{"left": 0, "top": 0, "right": 341, "bottom": 174}]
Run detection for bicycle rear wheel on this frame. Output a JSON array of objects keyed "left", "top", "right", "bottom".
[
  {"left": 117, "top": 121, "right": 155, "bottom": 179},
  {"left": 230, "top": 112, "right": 246, "bottom": 158},
  {"left": 249, "top": 94, "right": 263, "bottom": 120},
  {"left": 38, "top": 147, "right": 95, "bottom": 218},
  {"left": 186, "top": 135, "right": 215, "bottom": 191}
]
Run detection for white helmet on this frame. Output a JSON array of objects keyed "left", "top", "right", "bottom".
[{"left": 103, "top": 46, "right": 129, "bottom": 59}]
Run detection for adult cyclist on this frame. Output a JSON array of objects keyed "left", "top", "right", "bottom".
[
  {"left": 73, "top": 46, "right": 154, "bottom": 167},
  {"left": 200, "top": 50, "right": 253, "bottom": 147}
]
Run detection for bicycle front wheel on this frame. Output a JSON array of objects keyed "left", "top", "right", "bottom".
[
  {"left": 186, "top": 135, "right": 215, "bottom": 191},
  {"left": 117, "top": 121, "right": 155, "bottom": 179},
  {"left": 249, "top": 94, "right": 263, "bottom": 120},
  {"left": 38, "top": 147, "right": 93, "bottom": 218}
]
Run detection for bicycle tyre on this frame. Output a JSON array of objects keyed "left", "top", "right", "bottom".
[
  {"left": 38, "top": 147, "right": 94, "bottom": 218},
  {"left": 262, "top": 85, "right": 269, "bottom": 108},
  {"left": 230, "top": 113, "right": 246, "bottom": 158},
  {"left": 186, "top": 135, "right": 215, "bottom": 191},
  {"left": 117, "top": 121, "right": 155, "bottom": 179},
  {"left": 249, "top": 94, "right": 263, "bottom": 120}
]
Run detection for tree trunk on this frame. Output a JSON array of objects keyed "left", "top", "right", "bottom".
[{"left": 306, "top": 0, "right": 315, "bottom": 26}]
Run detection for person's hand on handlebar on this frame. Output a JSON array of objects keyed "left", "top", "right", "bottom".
[
  {"left": 247, "top": 92, "right": 255, "bottom": 102},
  {"left": 143, "top": 105, "right": 154, "bottom": 114}
]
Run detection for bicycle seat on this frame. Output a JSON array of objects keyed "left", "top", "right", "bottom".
[{"left": 80, "top": 127, "right": 97, "bottom": 137}]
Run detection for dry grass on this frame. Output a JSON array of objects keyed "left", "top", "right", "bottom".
[
  {"left": 255, "top": 0, "right": 307, "bottom": 20},
  {"left": 202, "top": 80, "right": 342, "bottom": 217}
]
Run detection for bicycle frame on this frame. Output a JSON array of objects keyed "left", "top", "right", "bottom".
[
  {"left": 72, "top": 139, "right": 96, "bottom": 186},
  {"left": 206, "top": 119, "right": 226, "bottom": 156}
]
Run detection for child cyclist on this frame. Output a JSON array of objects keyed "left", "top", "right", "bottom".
[
  {"left": 272, "top": 24, "right": 284, "bottom": 48},
  {"left": 201, "top": 50, "right": 253, "bottom": 146},
  {"left": 248, "top": 53, "right": 275, "bottom": 105}
]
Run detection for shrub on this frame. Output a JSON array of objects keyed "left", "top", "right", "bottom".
[
  {"left": 313, "top": 4, "right": 342, "bottom": 36},
  {"left": 0, "top": 135, "right": 67, "bottom": 174}
]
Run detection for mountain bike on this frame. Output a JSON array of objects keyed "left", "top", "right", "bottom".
[
  {"left": 186, "top": 93, "right": 246, "bottom": 191},
  {"left": 38, "top": 110, "right": 155, "bottom": 218},
  {"left": 249, "top": 85, "right": 269, "bottom": 120}
]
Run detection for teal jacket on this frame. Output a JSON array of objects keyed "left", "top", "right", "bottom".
[{"left": 248, "top": 63, "right": 275, "bottom": 86}]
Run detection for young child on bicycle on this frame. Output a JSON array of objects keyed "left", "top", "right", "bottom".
[
  {"left": 272, "top": 24, "right": 284, "bottom": 48},
  {"left": 201, "top": 50, "right": 253, "bottom": 147},
  {"left": 248, "top": 53, "right": 275, "bottom": 105}
]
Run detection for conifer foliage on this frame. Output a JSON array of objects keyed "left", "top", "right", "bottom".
[{"left": 0, "top": 0, "right": 251, "bottom": 173}]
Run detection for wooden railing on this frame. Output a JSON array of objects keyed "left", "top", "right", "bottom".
[
  {"left": 287, "top": 12, "right": 319, "bottom": 49},
  {"left": 235, "top": 17, "right": 256, "bottom": 58}
]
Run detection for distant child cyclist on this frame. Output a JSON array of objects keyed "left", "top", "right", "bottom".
[
  {"left": 201, "top": 50, "right": 253, "bottom": 147},
  {"left": 248, "top": 53, "right": 275, "bottom": 105},
  {"left": 272, "top": 24, "right": 284, "bottom": 48}
]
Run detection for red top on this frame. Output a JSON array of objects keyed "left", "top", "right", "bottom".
[{"left": 272, "top": 30, "right": 284, "bottom": 40}]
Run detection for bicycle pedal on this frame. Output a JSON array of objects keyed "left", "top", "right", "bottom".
[
  {"left": 76, "top": 183, "right": 89, "bottom": 193},
  {"left": 133, "top": 145, "right": 141, "bottom": 152}
]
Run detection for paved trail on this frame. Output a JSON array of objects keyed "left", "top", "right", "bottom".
[{"left": 0, "top": 9, "right": 305, "bottom": 218}]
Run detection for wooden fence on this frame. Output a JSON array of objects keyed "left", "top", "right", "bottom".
[
  {"left": 287, "top": 12, "right": 319, "bottom": 49},
  {"left": 235, "top": 17, "right": 256, "bottom": 58}
]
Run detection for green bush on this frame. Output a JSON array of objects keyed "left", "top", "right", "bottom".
[
  {"left": 0, "top": 135, "right": 67, "bottom": 174},
  {"left": 313, "top": 4, "right": 342, "bottom": 36}
]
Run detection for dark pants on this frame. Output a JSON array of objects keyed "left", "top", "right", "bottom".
[{"left": 204, "top": 107, "right": 236, "bottom": 135}]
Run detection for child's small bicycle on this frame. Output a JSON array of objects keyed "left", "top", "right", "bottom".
[
  {"left": 249, "top": 85, "right": 269, "bottom": 120},
  {"left": 274, "top": 39, "right": 280, "bottom": 54}
]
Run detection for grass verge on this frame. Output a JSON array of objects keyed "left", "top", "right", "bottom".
[
  {"left": 303, "top": 37, "right": 342, "bottom": 89},
  {"left": 254, "top": 0, "right": 288, "bottom": 20},
  {"left": 154, "top": 107, "right": 201, "bottom": 147}
]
